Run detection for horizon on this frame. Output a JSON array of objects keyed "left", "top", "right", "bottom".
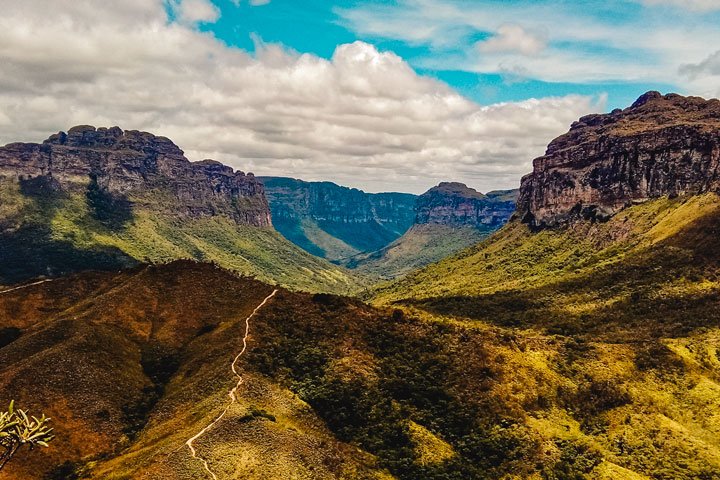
[{"left": 1, "top": 1, "right": 719, "bottom": 193}]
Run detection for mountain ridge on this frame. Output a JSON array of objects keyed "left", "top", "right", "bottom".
[{"left": 0, "top": 126, "right": 361, "bottom": 293}]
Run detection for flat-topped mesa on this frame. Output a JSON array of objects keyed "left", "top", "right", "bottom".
[
  {"left": 518, "top": 92, "right": 720, "bottom": 228},
  {"left": 415, "top": 182, "right": 517, "bottom": 228},
  {"left": 0, "top": 125, "right": 271, "bottom": 227}
]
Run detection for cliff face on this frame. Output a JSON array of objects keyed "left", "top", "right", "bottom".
[
  {"left": 415, "top": 182, "right": 517, "bottom": 228},
  {"left": 260, "top": 176, "right": 416, "bottom": 260},
  {"left": 0, "top": 125, "right": 271, "bottom": 226},
  {"left": 519, "top": 92, "right": 720, "bottom": 228}
]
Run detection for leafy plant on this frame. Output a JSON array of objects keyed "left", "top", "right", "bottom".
[{"left": 0, "top": 401, "right": 55, "bottom": 471}]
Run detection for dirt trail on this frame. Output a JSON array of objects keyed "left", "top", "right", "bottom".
[
  {"left": 185, "top": 289, "right": 279, "bottom": 480},
  {"left": 0, "top": 279, "right": 55, "bottom": 296}
]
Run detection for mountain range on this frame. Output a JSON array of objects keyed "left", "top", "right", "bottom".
[{"left": 2, "top": 92, "right": 720, "bottom": 480}]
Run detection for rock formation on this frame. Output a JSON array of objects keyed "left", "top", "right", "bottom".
[
  {"left": 415, "top": 182, "right": 517, "bottom": 228},
  {"left": 0, "top": 125, "right": 271, "bottom": 226},
  {"left": 260, "top": 176, "right": 416, "bottom": 258},
  {"left": 519, "top": 92, "right": 720, "bottom": 228}
]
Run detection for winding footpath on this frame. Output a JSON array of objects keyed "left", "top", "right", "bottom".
[{"left": 185, "top": 289, "right": 279, "bottom": 480}]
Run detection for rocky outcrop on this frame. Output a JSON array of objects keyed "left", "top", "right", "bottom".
[
  {"left": 260, "top": 177, "right": 416, "bottom": 258},
  {"left": 261, "top": 177, "right": 415, "bottom": 233},
  {"left": 0, "top": 125, "right": 271, "bottom": 226},
  {"left": 415, "top": 182, "right": 517, "bottom": 228},
  {"left": 519, "top": 92, "right": 720, "bottom": 228}
]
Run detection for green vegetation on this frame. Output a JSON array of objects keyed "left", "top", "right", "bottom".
[
  {"left": 0, "top": 178, "right": 363, "bottom": 294},
  {"left": 349, "top": 224, "right": 493, "bottom": 280},
  {"left": 0, "top": 401, "right": 54, "bottom": 471},
  {"left": 367, "top": 193, "right": 720, "bottom": 479}
]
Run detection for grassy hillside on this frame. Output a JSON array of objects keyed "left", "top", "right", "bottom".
[
  {"left": 0, "top": 178, "right": 362, "bottom": 294},
  {"left": 262, "top": 177, "right": 416, "bottom": 263},
  {"left": 367, "top": 193, "right": 720, "bottom": 479},
  {"left": 348, "top": 224, "right": 493, "bottom": 280},
  {"left": 2, "top": 245, "right": 719, "bottom": 478}
]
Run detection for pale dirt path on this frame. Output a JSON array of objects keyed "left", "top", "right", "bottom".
[
  {"left": 0, "top": 279, "right": 55, "bottom": 296},
  {"left": 185, "top": 289, "right": 279, "bottom": 480}
]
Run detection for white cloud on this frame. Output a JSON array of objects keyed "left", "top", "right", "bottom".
[
  {"left": 337, "top": 0, "right": 720, "bottom": 92},
  {"left": 477, "top": 25, "right": 546, "bottom": 56},
  {"left": 172, "top": 0, "right": 221, "bottom": 25},
  {"left": 231, "top": 0, "right": 271, "bottom": 6},
  {"left": 642, "top": 0, "right": 720, "bottom": 11},
  {"left": 0, "top": 0, "right": 600, "bottom": 193}
]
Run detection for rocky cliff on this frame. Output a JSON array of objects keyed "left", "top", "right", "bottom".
[
  {"left": 519, "top": 92, "right": 720, "bottom": 228},
  {"left": 415, "top": 182, "right": 517, "bottom": 227},
  {"left": 350, "top": 183, "right": 518, "bottom": 279},
  {"left": 260, "top": 176, "right": 416, "bottom": 260},
  {"left": 0, "top": 127, "right": 363, "bottom": 293},
  {"left": 0, "top": 125, "right": 271, "bottom": 226}
]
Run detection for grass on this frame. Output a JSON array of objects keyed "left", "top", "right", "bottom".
[
  {"left": 0, "top": 178, "right": 364, "bottom": 294},
  {"left": 348, "top": 224, "right": 493, "bottom": 280}
]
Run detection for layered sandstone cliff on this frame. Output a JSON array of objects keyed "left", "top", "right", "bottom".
[
  {"left": 518, "top": 92, "right": 720, "bottom": 228},
  {"left": 415, "top": 182, "right": 517, "bottom": 228},
  {"left": 0, "top": 125, "right": 271, "bottom": 226}
]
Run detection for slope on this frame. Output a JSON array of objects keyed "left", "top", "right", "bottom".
[
  {"left": 261, "top": 177, "right": 416, "bottom": 262},
  {"left": 6, "top": 261, "right": 713, "bottom": 479},
  {"left": 0, "top": 127, "right": 361, "bottom": 294},
  {"left": 350, "top": 184, "right": 517, "bottom": 279}
]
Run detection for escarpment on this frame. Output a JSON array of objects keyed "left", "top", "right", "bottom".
[
  {"left": 518, "top": 92, "right": 720, "bottom": 228},
  {"left": 0, "top": 125, "right": 271, "bottom": 226}
]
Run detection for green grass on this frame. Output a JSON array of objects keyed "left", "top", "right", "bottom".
[
  {"left": 348, "top": 224, "right": 493, "bottom": 280},
  {"left": 0, "top": 178, "right": 365, "bottom": 294}
]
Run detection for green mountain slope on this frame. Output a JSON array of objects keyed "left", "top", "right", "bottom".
[
  {"left": 0, "top": 127, "right": 362, "bottom": 294},
  {"left": 347, "top": 224, "right": 491, "bottom": 280},
  {"left": 350, "top": 184, "right": 517, "bottom": 279},
  {"left": 0, "top": 179, "right": 362, "bottom": 294},
  {"left": 261, "top": 177, "right": 416, "bottom": 262}
]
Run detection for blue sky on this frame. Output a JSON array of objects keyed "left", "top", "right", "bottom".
[{"left": 197, "top": 0, "right": 718, "bottom": 110}]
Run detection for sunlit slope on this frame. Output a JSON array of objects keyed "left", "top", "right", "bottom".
[
  {"left": 373, "top": 193, "right": 720, "bottom": 337},
  {"left": 347, "top": 224, "right": 492, "bottom": 280},
  {"left": 2, "top": 259, "right": 720, "bottom": 479},
  {"left": 0, "top": 179, "right": 363, "bottom": 294}
]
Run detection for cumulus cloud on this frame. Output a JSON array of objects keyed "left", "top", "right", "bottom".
[
  {"left": 0, "top": 0, "right": 599, "bottom": 193},
  {"left": 172, "top": 0, "right": 221, "bottom": 25},
  {"left": 477, "top": 25, "right": 546, "bottom": 56}
]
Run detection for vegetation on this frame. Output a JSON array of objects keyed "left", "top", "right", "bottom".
[
  {"left": 0, "top": 178, "right": 363, "bottom": 294},
  {"left": 348, "top": 224, "right": 493, "bottom": 280},
  {"left": 0, "top": 401, "right": 54, "bottom": 471}
]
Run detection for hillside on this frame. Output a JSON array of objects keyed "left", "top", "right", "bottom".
[
  {"left": 0, "top": 127, "right": 360, "bottom": 294},
  {"left": 261, "top": 177, "right": 416, "bottom": 262},
  {"left": 0, "top": 261, "right": 657, "bottom": 480},
  {"left": 351, "top": 183, "right": 517, "bottom": 279}
]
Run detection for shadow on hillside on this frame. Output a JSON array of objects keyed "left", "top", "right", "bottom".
[{"left": 0, "top": 175, "right": 138, "bottom": 284}]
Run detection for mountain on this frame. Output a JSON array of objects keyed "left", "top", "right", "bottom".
[
  {"left": 260, "top": 177, "right": 416, "bottom": 262},
  {"left": 350, "top": 183, "right": 517, "bottom": 279},
  {"left": 0, "top": 126, "right": 360, "bottom": 294},
  {"left": 519, "top": 91, "right": 720, "bottom": 228},
  {"left": 372, "top": 93, "right": 720, "bottom": 478},
  {"left": 0, "top": 261, "right": 638, "bottom": 480}
]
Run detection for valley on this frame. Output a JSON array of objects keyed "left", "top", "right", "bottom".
[{"left": 1, "top": 92, "right": 720, "bottom": 480}]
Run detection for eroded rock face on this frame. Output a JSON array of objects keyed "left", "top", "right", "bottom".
[
  {"left": 519, "top": 92, "right": 720, "bottom": 228},
  {"left": 0, "top": 125, "right": 271, "bottom": 226},
  {"left": 415, "top": 182, "right": 517, "bottom": 228}
]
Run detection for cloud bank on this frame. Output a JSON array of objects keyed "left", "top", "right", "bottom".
[{"left": 0, "top": 0, "right": 600, "bottom": 193}]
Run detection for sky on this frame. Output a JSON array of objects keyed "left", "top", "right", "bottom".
[{"left": 0, "top": 0, "right": 719, "bottom": 193}]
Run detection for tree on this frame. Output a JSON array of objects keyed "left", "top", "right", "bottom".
[{"left": 0, "top": 401, "right": 55, "bottom": 471}]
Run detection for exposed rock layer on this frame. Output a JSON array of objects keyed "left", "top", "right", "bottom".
[
  {"left": 0, "top": 125, "right": 271, "bottom": 226},
  {"left": 415, "top": 182, "right": 517, "bottom": 228},
  {"left": 519, "top": 92, "right": 720, "bottom": 228}
]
